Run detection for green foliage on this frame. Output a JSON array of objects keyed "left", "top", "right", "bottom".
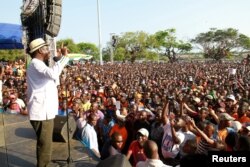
[
  {"left": 1, "top": 28, "right": 249, "bottom": 62},
  {"left": 102, "top": 47, "right": 110, "bottom": 61},
  {"left": 77, "top": 42, "right": 99, "bottom": 60},
  {"left": 192, "top": 28, "right": 250, "bottom": 60},
  {"left": 114, "top": 31, "right": 149, "bottom": 62},
  {"left": 238, "top": 34, "right": 250, "bottom": 50},
  {"left": 114, "top": 47, "right": 126, "bottom": 61},
  {"left": 152, "top": 29, "right": 192, "bottom": 62},
  {"left": 57, "top": 38, "right": 79, "bottom": 53},
  {"left": 145, "top": 51, "right": 159, "bottom": 61},
  {"left": 0, "top": 49, "right": 25, "bottom": 61},
  {"left": 57, "top": 38, "right": 99, "bottom": 60}
]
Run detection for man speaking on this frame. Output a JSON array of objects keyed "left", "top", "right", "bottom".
[{"left": 27, "top": 38, "right": 69, "bottom": 167}]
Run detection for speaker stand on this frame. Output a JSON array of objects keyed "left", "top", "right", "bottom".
[{"left": 52, "top": 75, "right": 90, "bottom": 166}]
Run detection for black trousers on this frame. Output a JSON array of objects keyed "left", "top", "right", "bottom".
[{"left": 30, "top": 119, "right": 54, "bottom": 167}]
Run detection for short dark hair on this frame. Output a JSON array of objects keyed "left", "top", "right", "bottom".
[{"left": 111, "top": 132, "right": 122, "bottom": 142}]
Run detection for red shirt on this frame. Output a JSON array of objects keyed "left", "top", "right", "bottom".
[
  {"left": 127, "top": 140, "right": 147, "bottom": 166},
  {"left": 232, "top": 113, "right": 250, "bottom": 123}
]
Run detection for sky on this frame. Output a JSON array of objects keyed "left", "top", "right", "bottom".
[{"left": 1, "top": 0, "right": 250, "bottom": 47}]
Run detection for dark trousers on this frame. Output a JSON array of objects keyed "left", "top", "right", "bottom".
[{"left": 30, "top": 119, "right": 54, "bottom": 167}]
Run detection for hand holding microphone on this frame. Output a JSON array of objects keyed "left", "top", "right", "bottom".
[{"left": 54, "top": 43, "right": 69, "bottom": 62}]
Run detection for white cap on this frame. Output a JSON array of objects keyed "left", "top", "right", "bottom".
[
  {"left": 193, "top": 97, "right": 201, "bottom": 103},
  {"left": 231, "top": 121, "right": 242, "bottom": 132},
  {"left": 137, "top": 128, "right": 149, "bottom": 137},
  {"left": 219, "top": 113, "right": 235, "bottom": 121},
  {"left": 226, "top": 94, "right": 236, "bottom": 101}
]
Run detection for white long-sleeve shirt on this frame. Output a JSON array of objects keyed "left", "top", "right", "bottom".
[{"left": 27, "top": 57, "right": 69, "bottom": 121}]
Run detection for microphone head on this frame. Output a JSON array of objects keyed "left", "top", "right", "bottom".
[{"left": 53, "top": 56, "right": 61, "bottom": 62}]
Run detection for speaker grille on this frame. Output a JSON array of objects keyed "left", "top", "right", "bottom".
[{"left": 46, "top": 0, "right": 62, "bottom": 37}]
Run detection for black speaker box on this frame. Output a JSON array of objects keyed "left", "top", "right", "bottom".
[
  {"left": 46, "top": 0, "right": 62, "bottom": 37},
  {"left": 53, "top": 115, "right": 76, "bottom": 142},
  {"left": 97, "top": 154, "right": 132, "bottom": 167}
]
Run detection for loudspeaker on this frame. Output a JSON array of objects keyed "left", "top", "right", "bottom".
[
  {"left": 97, "top": 154, "right": 132, "bottom": 167},
  {"left": 53, "top": 115, "right": 76, "bottom": 142},
  {"left": 46, "top": 0, "right": 62, "bottom": 37}
]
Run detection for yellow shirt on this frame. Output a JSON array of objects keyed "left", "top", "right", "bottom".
[{"left": 81, "top": 101, "right": 91, "bottom": 112}]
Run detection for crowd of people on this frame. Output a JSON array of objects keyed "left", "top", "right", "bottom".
[{"left": 1, "top": 58, "right": 250, "bottom": 167}]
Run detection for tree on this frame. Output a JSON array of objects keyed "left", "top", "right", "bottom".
[
  {"left": 114, "top": 31, "right": 150, "bottom": 62},
  {"left": 192, "top": 28, "right": 250, "bottom": 60},
  {"left": 77, "top": 42, "right": 99, "bottom": 60},
  {"left": 114, "top": 47, "right": 126, "bottom": 61},
  {"left": 57, "top": 39, "right": 99, "bottom": 60},
  {"left": 153, "top": 29, "right": 192, "bottom": 62},
  {"left": 0, "top": 49, "right": 25, "bottom": 61},
  {"left": 57, "top": 38, "right": 79, "bottom": 53}
]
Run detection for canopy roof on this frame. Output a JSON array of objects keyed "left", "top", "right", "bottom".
[
  {"left": 68, "top": 53, "right": 93, "bottom": 61},
  {"left": 0, "top": 23, "right": 24, "bottom": 49}
]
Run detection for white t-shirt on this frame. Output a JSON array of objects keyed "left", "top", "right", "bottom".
[
  {"left": 179, "top": 130, "right": 196, "bottom": 157},
  {"left": 161, "top": 121, "right": 185, "bottom": 158},
  {"left": 16, "top": 98, "right": 26, "bottom": 109},
  {"left": 82, "top": 123, "right": 99, "bottom": 153}
]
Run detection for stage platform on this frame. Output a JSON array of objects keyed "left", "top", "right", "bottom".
[{"left": 0, "top": 113, "right": 100, "bottom": 167}]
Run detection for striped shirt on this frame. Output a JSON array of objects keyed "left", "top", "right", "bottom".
[{"left": 196, "top": 138, "right": 215, "bottom": 155}]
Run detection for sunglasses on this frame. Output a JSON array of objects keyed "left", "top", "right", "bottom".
[{"left": 115, "top": 140, "right": 123, "bottom": 143}]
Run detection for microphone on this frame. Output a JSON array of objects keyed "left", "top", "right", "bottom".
[{"left": 53, "top": 56, "right": 62, "bottom": 62}]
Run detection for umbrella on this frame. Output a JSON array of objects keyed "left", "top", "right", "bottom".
[
  {"left": 0, "top": 23, "right": 24, "bottom": 49},
  {"left": 67, "top": 53, "right": 93, "bottom": 61}
]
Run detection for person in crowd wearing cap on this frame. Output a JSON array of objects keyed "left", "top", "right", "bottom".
[
  {"left": 27, "top": 38, "right": 69, "bottom": 167},
  {"left": 225, "top": 94, "right": 237, "bottom": 115},
  {"left": 126, "top": 128, "right": 149, "bottom": 167},
  {"left": 101, "top": 132, "right": 124, "bottom": 160},
  {"left": 136, "top": 140, "right": 171, "bottom": 167},
  {"left": 217, "top": 113, "right": 235, "bottom": 142}
]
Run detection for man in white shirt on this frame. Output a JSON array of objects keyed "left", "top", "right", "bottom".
[
  {"left": 161, "top": 102, "right": 185, "bottom": 166},
  {"left": 81, "top": 113, "right": 100, "bottom": 158},
  {"left": 27, "top": 38, "right": 69, "bottom": 167}
]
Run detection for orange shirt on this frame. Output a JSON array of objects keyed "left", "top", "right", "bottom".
[
  {"left": 109, "top": 124, "right": 128, "bottom": 149},
  {"left": 217, "top": 129, "right": 228, "bottom": 142},
  {"left": 232, "top": 113, "right": 250, "bottom": 123}
]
